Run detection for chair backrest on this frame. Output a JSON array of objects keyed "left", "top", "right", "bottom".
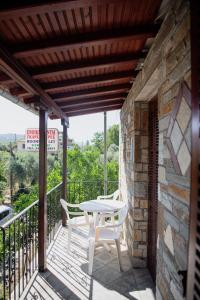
[
  {"left": 113, "top": 189, "right": 119, "bottom": 201},
  {"left": 60, "top": 198, "right": 70, "bottom": 220},
  {"left": 118, "top": 203, "right": 128, "bottom": 227}
]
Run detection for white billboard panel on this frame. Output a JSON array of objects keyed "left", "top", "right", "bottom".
[{"left": 25, "top": 128, "right": 59, "bottom": 152}]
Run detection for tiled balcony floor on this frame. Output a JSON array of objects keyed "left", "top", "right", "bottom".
[{"left": 21, "top": 226, "right": 155, "bottom": 300}]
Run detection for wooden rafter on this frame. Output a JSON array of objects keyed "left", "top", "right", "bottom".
[
  {"left": 11, "top": 71, "right": 135, "bottom": 95},
  {"left": 66, "top": 104, "right": 122, "bottom": 117},
  {"left": 41, "top": 70, "right": 135, "bottom": 93},
  {"left": 0, "top": 73, "right": 15, "bottom": 85},
  {"left": 0, "top": 0, "right": 132, "bottom": 18},
  {"left": 57, "top": 93, "right": 126, "bottom": 108},
  {"left": 50, "top": 104, "right": 122, "bottom": 118},
  {"left": 12, "top": 25, "right": 159, "bottom": 58},
  {"left": 10, "top": 87, "right": 30, "bottom": 97},
  {"left": 52, "top": 83, "right": 130, "bottom": 102},
  {"left": 50, "top": 103, "right": 122, "bottom": 118},
  {"left": 25, "top": 84, "right": 129, "bottom": 103},
  {"left": 30, "top": 53, "right": 146, "bottom": 79},
  {"left": 63, "top": 100, "right": 123, "bottom": 113},
  {"left": 0, "top": 41, "right": 68, "bottom": 122}
]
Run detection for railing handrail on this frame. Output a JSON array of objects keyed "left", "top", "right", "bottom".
[
  {"left": 47, "top": 182, "right": 62, "bottom": 196},
  {"left": 67, "top": 180, "right": 118, "bottom": 183},
  {"left": 0, "top": 180, "right": 118, "bottom": 229},
  {"left": 0, "top": 182, "right": 63, "bottom": 229},
  {"left": 0, "top": 199, "right": 39, "bottom": 229}
]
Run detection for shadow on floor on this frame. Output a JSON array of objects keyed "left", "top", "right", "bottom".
[{"left": 21, "top": 226, "right": 155, "bottom": 300}]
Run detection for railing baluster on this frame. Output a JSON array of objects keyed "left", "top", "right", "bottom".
[
  {"left": 29, "top": 207, "right": 32, "bottom": 278},
  {"left": 18, "top": 218, "right": 21, "bottom": 299},
  {"left": 0, "top": 181, "right": 118, "bottom": 299},
  {"left": 2, "top": 228, "right": 6, "bottom": 300},
  {"left": 25, "top": 212, "right": 28, "bottom": 285},
  {"left": 49, "top": 192, "right": 52, "bottom": 243},
  {"left": 31, "top": 206, "right": 34, "bottom": 277},
  {"left": 22, "top": 216, "right": 25, "bottom": 291},
  {"left": 8, "top": 225, "right": 11, "bottom": 300},
  {"left": 13, "top": 222, "right": 16, "bottom": 300}
]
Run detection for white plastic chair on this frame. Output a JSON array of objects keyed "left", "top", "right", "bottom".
[
  {"left": 97, "top": 189, "right": 120, "bottom": 225},
  {"left": 97, "top": 189, "right": 119, "bottom": 201},
  {"left": 88, "top": 203, "right": 128, "bottom": 275},
  {"left": 60, "top": 198, "right": 92, "bottom": 252}
]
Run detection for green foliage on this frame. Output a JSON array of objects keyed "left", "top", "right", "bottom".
[
  {"left": 47, "top": 160, "right": 62, "bottom": 190},
  {"left": 91, "top": 132, "right": 104, "bottom": 152},
  {"left": 0, "top": 151, "right": 9, "bottom": 199},
  {"left": 0, "top": 124, "right": 119, "bottom": 211},
  {"left": 107, "top": 124, "right": 119, "bottom": 146},
  {"left": 14, "top": 185, "right": 39, "bottom": 212},
  {"left": 91, "top": 124, "right": 119, "bottom": 153}
]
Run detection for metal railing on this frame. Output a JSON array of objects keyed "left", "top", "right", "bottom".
[
  {"left": 0, "top": 183, "right": 62, "bottom": 300},
  {"left": 0, "top": 200, "right": 39, "bottom": 300},
  {"left": 67, "top": 180, "right": 119, "bottom": 204},
  {"left": 47, "top": 183, "right": 62, "bottom": 247},
  {"left": 0, "top": 180, "right": 118, "bottom": 299}
]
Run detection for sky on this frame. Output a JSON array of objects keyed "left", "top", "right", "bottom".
[{"left": 0, "top": 95, "right": 120, "bottom": 143}]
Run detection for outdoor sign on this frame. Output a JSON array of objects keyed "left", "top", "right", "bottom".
[{"left": 25, "top": 128, "right": 59, "bottom": 152}]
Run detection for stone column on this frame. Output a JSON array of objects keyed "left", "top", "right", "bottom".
[{"left": 120, "top": 101, "right": 149, "bottom": 267}]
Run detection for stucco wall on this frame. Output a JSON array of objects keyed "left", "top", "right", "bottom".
[{"left": 120, "top": 1, "right": 191, "bottom": 299}]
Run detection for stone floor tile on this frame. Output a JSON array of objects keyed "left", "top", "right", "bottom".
[
  {"left": 21, "top": 226, "right": 155, "bottom": 300},
  {"left": 92, "top": 265, "right": 122, "bottom": 285}
]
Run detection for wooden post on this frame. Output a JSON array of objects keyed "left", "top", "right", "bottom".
[
  {"left": 38, "top": 108, "right": 48, "bottom": 272},
  {"left": 104, "top": 111, "right": 108, "bottom": 195},
  {"left": 61, "top": 119, "right": 67, "bottom": 226}
]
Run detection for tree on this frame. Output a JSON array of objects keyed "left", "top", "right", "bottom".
[
  {"left": 91, "top": 132, "right": 104, "bottom": 152},
  {"left": 107, "top": 124, "right": 119, "bottom": 147},
  {"left": 91, "top": 124, "right": 119, "bottom": 153},
  {"left": 0, "top": 151, "right": 9, "bottom": 200}
]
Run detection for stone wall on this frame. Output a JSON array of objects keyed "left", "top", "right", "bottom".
[
  {"left": 120, "top": 101, "right": 149, "bottom": 266},
  {"left": 120, "top": 1, "right": 191, "bottom": 299}
]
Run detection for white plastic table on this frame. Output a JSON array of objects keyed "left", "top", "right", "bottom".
[
  {"left": 80, "top": 199, "right": 125, "bottom": 227},
  {"left": 80, "top": 199, "right": 125, "bottom": 251},
  {"left": 79, "top": 199, "right": 125, "bottom": 214}
]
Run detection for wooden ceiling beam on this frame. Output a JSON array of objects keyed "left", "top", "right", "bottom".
[
  {"left": 25, "top": 83, "right": 129, "bottom": 104},
  {"left": 30, "top": 52, "right": 146, "bottom": 79},
  {"left": 52, "top": 83, "right": 130, "bottom": 102},
  {"left": 57, "top": 93, "right": 126, "bottom": 108},
  {"left": 50, "top": 103, "right": 122, "bottom": 118},
  {"left": 10, "top": 87, "right": 31, "bottom": 97},
  {"left": 63, "top": 100, "right": 124, "bottom": 113},
  {"left": 0, "top": 1, "right": 131, "bottom": 18},
  {"left": 41, "top": 70, "right": 135, "bottom": 93},
  {"left": 12, "top": 25, "right": 159, "bottom": 58},
  {"left": 66, "top": 104, "right": 122, "bottom": 117},
  {"left": 0, "top": 41, "right": 68, "bottom": 122},
  {"left": 0, "top": 73, "right": 15, "bottom": 85}
]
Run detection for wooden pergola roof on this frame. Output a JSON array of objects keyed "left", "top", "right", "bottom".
[{"left": 0, "top": 0, "right": 162, "bottom": 120}]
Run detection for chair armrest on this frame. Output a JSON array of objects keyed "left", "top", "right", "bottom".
[
  {"left": 95, "top": 223, "right": 121, "bottom": 240},
  {"left": 97, "top": 193, "right": 114, "bottom": 200},
  {"left": 68, "top": 211, "right": 85, "bottom": 216},
  {"left": 66, "top": 202, "right": 80, "bottom": 208}
]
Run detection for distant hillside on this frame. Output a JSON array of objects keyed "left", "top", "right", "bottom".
[{"left": 0, "top": 133, "right": 24, "bottom": 143}]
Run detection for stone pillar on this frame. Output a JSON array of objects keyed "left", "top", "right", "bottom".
[{"left": 120, "top": 101, "right": 149, "bottom": 266}]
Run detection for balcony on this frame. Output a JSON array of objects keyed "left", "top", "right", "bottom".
[
  {"left": 22, "top": 226, "right": 154, "bottom": 300},
  {"left": 0, "top": 182, "right": 154, "bottom": 300}
]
